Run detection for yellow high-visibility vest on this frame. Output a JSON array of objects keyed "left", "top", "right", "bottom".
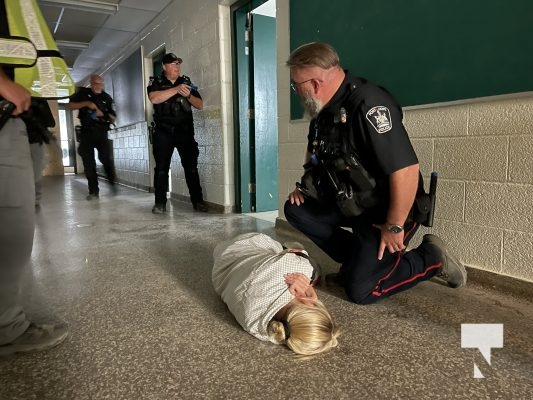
[{"left": 0, "top": 0, "right": 74, "bottom": 98}]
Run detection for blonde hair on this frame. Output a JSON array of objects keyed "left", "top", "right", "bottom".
[
  {"left": 267, "top": 300, "right": 340, "bottom": 356},
  {"left": 286, "top": 42, "right": 340, "bottom": 70}
]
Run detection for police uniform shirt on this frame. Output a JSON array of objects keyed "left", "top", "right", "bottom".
[
  {"left": 212, "top": 232, "right": 314, "bottom": 343},
  {"left": 147, "top": 74, "right": 202, "bottom": 125},
  {"left": 307, "top": 71, "right": 419, "bottom": 180},
  {"left": 69, "top": 87, "right": 115, "bottom": 127}
]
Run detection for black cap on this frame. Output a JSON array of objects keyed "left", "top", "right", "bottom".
[{"left": 162, "top": 53, "right": 183, "bottom": 65}]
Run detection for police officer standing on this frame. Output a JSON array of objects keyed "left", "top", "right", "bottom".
[
  {"left": 285, "top": 42, "right": 467, "bottom": 305},
  {"left": 147, "top": 53, "right": 208, "bottom": 214},
  {"left": 68, "top": 74, "right": 116, "bottom": 200}
]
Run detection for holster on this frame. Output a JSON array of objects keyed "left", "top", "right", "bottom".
[
  {"left": 75, "top": 125, "right": 82, "bottom": 142},
  {"left": 411, "top": 173, "right": 438, "bottom": 227},
  {"left": 412, "top": 192, "right": 431, "bottom": 224},
  {"left": 0, "top": 100, "right": 15, "bottom": 131},
  {"left": 297, "top": 159, "right": 375, "bottom": 217},
  {"left": 333, "top": 154, "right": 376, "bottom": 192}
]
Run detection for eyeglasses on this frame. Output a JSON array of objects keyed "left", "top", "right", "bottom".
[
  {"left": 168, "top": 61, "right": 181, "bottom": 66},
  {"left": 290, "top": 78, "right": 320, "bottom": 92}
]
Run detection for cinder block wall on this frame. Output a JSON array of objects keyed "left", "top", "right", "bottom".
[
  {"left": 405, "top": 97, "right": 533, "bottom": 283},
  {"left": 108, "top": 122, "right": 151, "bottom": 191}
]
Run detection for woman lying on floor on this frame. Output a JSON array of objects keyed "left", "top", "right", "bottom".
[{"left": 212, "top": 232, "right": 340, "bottom": 356}]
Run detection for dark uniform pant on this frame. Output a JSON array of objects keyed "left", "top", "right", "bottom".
[
  {"left": 78, "top": 125, "right": 115, "bottom": 194},
  {"left": 284, "top": 199, "right": 442, "bottom": 304},
  {"left": 152, "top": 124, "right": 203, "bottom": 206}
]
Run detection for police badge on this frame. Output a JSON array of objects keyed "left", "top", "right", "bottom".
[
  {"left": 333, "top": 107, "right": 347, "bottom": 124},
  {"left": 366, "top": 106, "right": 392, "bottom": 133}
]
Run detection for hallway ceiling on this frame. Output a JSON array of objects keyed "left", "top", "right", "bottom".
[{"left": 37, "top": 0, "right": 172, "bottom": 84}]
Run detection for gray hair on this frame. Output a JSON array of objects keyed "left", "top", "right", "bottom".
[{"left": 286, "top": 42, "right": 340, "bottom": 70}]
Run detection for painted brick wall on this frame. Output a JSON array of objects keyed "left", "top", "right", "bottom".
[
  {"left": 405, "top": 97, "right": 533, "bottom": 282},
  {"left": 108, "top": 122, "right": 150, "bottom": 191}
]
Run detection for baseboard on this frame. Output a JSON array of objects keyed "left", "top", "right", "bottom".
[
  {"left": 169, "top": 193, "right": 235, "bottom": 214},
  {"left": 114, "top": 179, "right": 150, "bottom": 192},
  {"left": 465, "top": 267, "right": 533, "bottom": 302}
]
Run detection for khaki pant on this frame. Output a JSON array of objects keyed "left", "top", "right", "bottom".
[{"left": 0, "top": 118, "right": 33, "bottom": 344}]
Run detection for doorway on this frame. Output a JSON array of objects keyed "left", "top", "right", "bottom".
[
  {"left": 57, "top": 101, "right": 77, "bottom": 173},
  {"left": 146, "top": 49, "right": 165, "bottom": 193},
  {"left": 232, "top": 0, "right": 278, "bottom": 213}
]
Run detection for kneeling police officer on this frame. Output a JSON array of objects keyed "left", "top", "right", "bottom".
[{"left": 285, "top": 42, "right": 467, "bottom": 305}]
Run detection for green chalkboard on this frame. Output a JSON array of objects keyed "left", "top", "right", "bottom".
[{"left": 289, "top": 0, "right": 533, "bottom": 117}]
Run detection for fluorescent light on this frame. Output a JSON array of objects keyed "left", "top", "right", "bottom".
[
  {"left": 38, "top": 0, "right": 119, "bottom": 15},
  {"left": 56, "top": 40, "right": 90, "bottom": 49}
]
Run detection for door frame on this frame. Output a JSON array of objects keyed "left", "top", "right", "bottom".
[{"left": 230, "top": 0, "right": 277, "bottom": 213}]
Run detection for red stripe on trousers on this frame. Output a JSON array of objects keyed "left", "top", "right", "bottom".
[{"left": 371, "top": 262, "right": 442, "bottom": 297}]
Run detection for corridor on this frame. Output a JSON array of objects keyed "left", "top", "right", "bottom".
[{"left": 1, "top": 176, "right": 532, "bottom": 399}]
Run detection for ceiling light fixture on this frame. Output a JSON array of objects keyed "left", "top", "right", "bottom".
[
  {"left": 38, "top": 0, "right": 119, "bottom": 15},
  {"left": 56, "top": 40, "right": 90, "bottom": 49}
]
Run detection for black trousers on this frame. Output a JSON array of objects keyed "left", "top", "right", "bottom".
[
  {"left": 152, "top": 124, "right": 203, "bottom": 206},
  {"left": 78, "top": 125, "right": 115, "bottom": 194},
  {"left": 284, "top": 199, "right": 441, "bottom": 304}
]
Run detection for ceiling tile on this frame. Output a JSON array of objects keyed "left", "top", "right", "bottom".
[
  {"left": 35, "top": 0, "right": 173, "bottom": 83},
  {"left": 104, "top": 7, "right": 158, "bottom": 32},
  {"left": 120, "top": 0, "right": 173, "bottom": 12},
  {"left": 54, "top": 24, "right": 100, "bottom": 43},
  {"left": 60, "top": 8, "right": 110, "bottom": 27},
  {"left": 92, "top": 28, "right": 137, "bottom": 46},
  {"left": 39, "top": 5, "right": 63, "bottom": 21}
]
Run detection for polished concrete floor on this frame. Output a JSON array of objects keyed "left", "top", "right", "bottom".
[{"left": 1, "top": 175, "right": 532, "bottom": 400}]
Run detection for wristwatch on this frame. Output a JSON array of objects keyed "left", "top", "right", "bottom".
[{"left": 386, "top": 224, "right": 404, "bottom": 234}]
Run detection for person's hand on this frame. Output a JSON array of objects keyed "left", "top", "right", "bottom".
[
  {"left": 372, "top": 224, "right": 405, "bottom": 260},
  {"left": 284, "top": 272, "right": 316, "bottom": 299},
  {"left": 93, "top": 104, "right": 104, "bottom": 118},
  {"left": 176, "top": 84, "right": 191, "bottom": 98},
  {"left": 288, "top": 187, "right": 305, "bottom": 206},
  {"left": 86, "top": 101, "right": 104, "bottom": 117},
  {"left": 0, "top": 79, "right": 31, "bottom": 115}
]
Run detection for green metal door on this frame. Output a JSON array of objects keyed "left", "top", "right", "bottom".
[
  {"left": 234, "top": 8, "right": 253, "bottom": 212},
  {"left": 253, "top": 14, "right": 278, "bottom": 211},
  {"left": 232, "top": 1, "right": 278, "bottom": 212}
]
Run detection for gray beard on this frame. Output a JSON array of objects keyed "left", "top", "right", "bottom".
[{"left": 301, "top": 94, "right": 323, "bottom": 119}]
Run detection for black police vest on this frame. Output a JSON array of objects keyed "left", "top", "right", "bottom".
[
  {"left": 75, "top": 88, "right": 114, "bottom": 129},
  {"left": 152, "top": 76, "right": 193, "bottom": 125},
  {"left": 305, "top": 79, "right": 384, "bottom": 215}
]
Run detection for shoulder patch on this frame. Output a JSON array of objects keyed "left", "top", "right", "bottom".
[{"left": 366, "top": 106, "right": 392, "bottom": 133}]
